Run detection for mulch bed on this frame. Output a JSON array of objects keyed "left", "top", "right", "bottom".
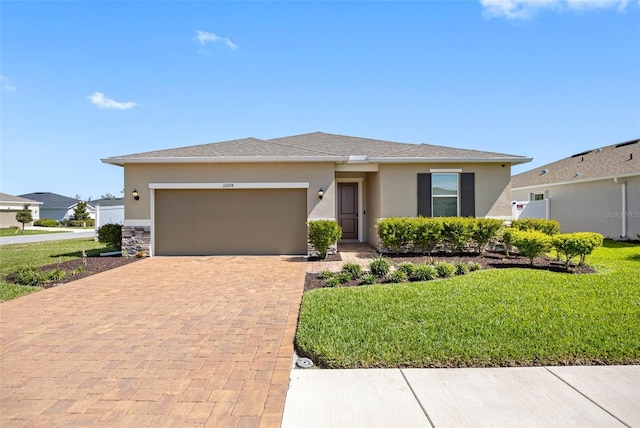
[
  {"left": 5, "top": 256, "right": 141, "bottom": 289},
  {"left": 304, "top": 251, "right": 596, "bottom": 292}
]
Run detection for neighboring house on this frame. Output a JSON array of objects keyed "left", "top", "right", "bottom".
[
  {"left": 0, "top": 193, "right": 42, "bottom": 228},
  {"left": 92, "top": 198, "right": 125, "bottom": 229},
  {"left": 102, "top": 132, "right": 531, "bottom": 256},
  {"left": 512, "top": 138, "right": 639, "bottom": 240},
  {"left": 18, "top": 192, "right": 95, "bottom": 222}
]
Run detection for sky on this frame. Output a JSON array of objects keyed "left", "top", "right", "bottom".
[{"left": 1, "top": 0, "right": 639, "bottom": 201}]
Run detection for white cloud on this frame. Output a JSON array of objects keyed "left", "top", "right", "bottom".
[
  {"left": 88, "top": 92, "right": 137, "bottom": 110},
  {"left": 1, "top": 75, "right": 16, "bottom": 92},
  {"left": 480, "top": 0, "right": 633, "bottom": 18},
  {"left": 195, "top": 30, "right": 237, "bottom": 53}
]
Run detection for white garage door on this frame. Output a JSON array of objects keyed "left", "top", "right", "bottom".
[{"left": 154, "top": 189, "right": 307, "bottom": 256}]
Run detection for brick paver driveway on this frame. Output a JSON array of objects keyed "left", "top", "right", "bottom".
[{"left": 1, "top": 256, "right": 307, "bottom": 427}]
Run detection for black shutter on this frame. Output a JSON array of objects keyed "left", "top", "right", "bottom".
[
  {"left": 460, "top": 173, "right": 475, "bottom": 217},
  {"left": 417, "top": 173, "right": 432, "bottom": 217}
]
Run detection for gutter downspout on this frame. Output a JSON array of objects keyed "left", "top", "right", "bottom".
[{"left": 615, "top": 178, "right": 628, "bottom": 239}]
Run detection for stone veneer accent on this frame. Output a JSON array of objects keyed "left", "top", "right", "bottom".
[{"left": 122, "top": 225, "right": 151, "bottom": 257}]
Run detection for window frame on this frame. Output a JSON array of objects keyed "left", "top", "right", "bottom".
[{"left": 431, "top": 173, "right": 460, "bottom": 217}]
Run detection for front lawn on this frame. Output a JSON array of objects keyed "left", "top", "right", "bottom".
[
  {"left": 295, "top": 240, "right": 640, "bottom": 368},
  {"left": 0, "top": 238, "right": 117, "bottom": 302},
  {"left": 0, "top": 228, "right": 68, "bottom": 237}
]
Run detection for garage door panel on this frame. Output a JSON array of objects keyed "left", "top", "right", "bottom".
[{"left": 155, "top": 189, "right": 307, "bottom": 255}]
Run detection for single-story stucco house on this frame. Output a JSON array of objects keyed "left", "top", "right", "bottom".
[
  {"left": 18, "top": 192, "right": 95, "bottom": 222},
  {"left": 0, "top": 193, "right": 42, "bottom": 228},
  {"left": 512, "top": 138, "right": 639, "bottom": 240},
  {"left": 102, "top": 132, "right": 532, "bottom": 256}
]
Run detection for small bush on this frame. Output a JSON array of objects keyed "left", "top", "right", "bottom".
[
  {"left": 413, "top": 217, "right": 443, "bottom": 255},
  {"left": 360, "top": 274, "right": 377, "bottom": 285},
  {"left": 435, "top": 262, "right": 455, "bottom": 278},
  {"left": 325, "top": 277, "right": 340, "bottom": 288},
  {"left": 512, "top": 218, "right": 560, "bottom": 236},
  {"left": 377, "top": 218, "right": 414, "bottom": 254},
  {"left": 369, "top": 256, "right": 391, "bottom": 278},
  {"left": 308, "top": 220, "right": 342, "bottom": 259},
  {"left": 46, "top": 268, "right": 67, "bottom": 282},
  {"left": 472, "top": 218, "right": 504, "bottom": 253},
  {"left": 69, "top": 219, "right": 95, "bottom": 227},
  {"left": 34, "top": 218, "right": 58, "bottom": 227},
  {"left": 13, "top": 266, "right": 45, "bottom": 286},
  {"left": 511, "top": 230, "right": 553, "bottom": 266},
  {"left": 317, "top": 270, "right": 334, "bottom": 280},
  {"left": 440, "top": 217, "right": 475, "bottom": 253},
  {"left": 454, "top": 262, "right": 470, "bottom": 276},
  {"left": 336, "top": 272, "right": 352, "bottom": 284},
  {"left": 552, "top": 232, "right": 604, "bottom": 270},
  {"left": 388, "top": 270, "right": 408, "bottom": 283},
  {"left": 412, "top": 263, "right": 437, "bottom": 281},
  {"left": 341, "top": 263, "right": 362, "bottom": 280},
  {"left": 70, "top": 266, "right": 85, "bottom": 276},
  {"left": 396, "top": 262, "right": 416, "bottom": 277},
  {"left": 467, "top": 261, "right": 482, "bottom": 272},
  {"left": 97, "top": 223, "right": 122, "bottom": 250}
]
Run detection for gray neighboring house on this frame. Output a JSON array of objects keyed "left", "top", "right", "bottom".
[
  {"left": 0, "top": 193, "right": 42, "bottom": 228},
  {"left": 18, "top": 192, "right": 95, "bottom": 222},
  {"left": 512, "top": 138, "right": 639, "bottom": 240}
]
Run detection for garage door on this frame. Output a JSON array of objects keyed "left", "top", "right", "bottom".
[{"left": 154, "top": 189, "right": 307, "bottom": 256}]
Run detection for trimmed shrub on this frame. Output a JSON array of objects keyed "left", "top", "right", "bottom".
[
  {"left": 377, "top": 217, "right": 414, "bottom": 254},
  {"left": 472, "top": 218, "right": 504, "bottom": 253},
  {"left": 413, "top": 217, "right": 443, "bottom": 255},
  {"left": 341, "top": 263, "right": 362, "bottom": 280},
  {"left": 397, "top": 262, "right": 416, "bottom": 278},
  {"left": 552, "top": 232, "right": 604, "bottom": 270},
  {"left": 97, "top": 223, "right": 122, "bottom": 250},
  {"left": 308, "top": 220, "right": 342, "bottom": 259},
  {"left": 501, "top": 228, "right": 515, "bottom": 257},
  {"left": 467, "top": 261, "right": 482, "bottom": 272},
  {"left": 388, "top": 270, "right": 408, "bottom": 283},
  {"left": 34, "top": 218, "right": 58, "bottom": 227},
  {"left": 69, "top": 219, "right": 95, "bottom": 227},
  {"left": 369, "top": 256, "right": 391, "bottom": 278},
  {"left": 454, "top": 262, "right": 470, "bottom": 276},
  {"left": 440, "top": 217, "right": 475, "bottom": 253},
  {"left": 511, "top": 230, "right": 553, "bottom": 266},
  {"left": 412, "top": 263, "right": 437, "bottom": 281},
  {"left": 435, "top": 262, "right": 455, "bottom": 278},
  {"left": 360, "top": 274, "right": 377, "bottom": 285},
  {"left": 512, "top": 218, "right": 560, "bottom": 236}
]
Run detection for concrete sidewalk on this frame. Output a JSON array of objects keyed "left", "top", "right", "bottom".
[
  {"left": 282, "top": 365, "right": 640, "bottom": 427},
  {"left": 0, "top": 227, "right": 94, "bottom": 245}
]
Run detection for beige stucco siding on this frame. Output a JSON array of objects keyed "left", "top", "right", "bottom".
[
  {"left": 378, "top": 163, "right": 512, "bottom": 218},
  {"left": 124, "top": 162, "right": 336, "bottom": 221},
  {"left": 512, "top": 175, "right": 640, "bottom": 239}
]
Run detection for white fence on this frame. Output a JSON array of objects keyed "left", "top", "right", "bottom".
[
  {"left": 511, "top": 199, "right": 549, "bottom": 220},
  {"left": 95, "top": 204, "right": 124, "bottom": 230}
]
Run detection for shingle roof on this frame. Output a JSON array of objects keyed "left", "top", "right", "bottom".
[
  {"left": 512, "top": 138, "right": 639, "bottom": 189},
  {"left": 0, "top": 193, "right": 42, "bottom": 205},
  {"left": 18, "top": 192, "right": 84, "bottom": 209},
  {"left": 92, "top": 198, "right": 124, "bottom": 207},
  {"left": 102, "top": 132, "right": 531, "bottom": 165}
]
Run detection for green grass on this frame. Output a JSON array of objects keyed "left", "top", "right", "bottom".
[
  {"left": 0, "top": 228, "right": 68, "bottom": 237},
  {"left": 296, "top": 240, "right": 640, "bottom": 368},
  {"left": 0, "top": 238, "right": 115, "bottom": 302}
]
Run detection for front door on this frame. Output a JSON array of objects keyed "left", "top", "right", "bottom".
[{"left": 338, "top": 183, "right": 358, "bottom": 240}]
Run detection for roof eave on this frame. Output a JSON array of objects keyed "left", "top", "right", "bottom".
[
  {"left": 512, "top": 171, "right": 640, "bottom": 190},
  {"left": 370, "top": 157, "right": 533, "bottom": 165},
  {"left": 101, "top": 156, "right": 349, "bottom": 166}
]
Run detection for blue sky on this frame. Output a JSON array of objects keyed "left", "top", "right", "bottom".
[{"left": 2, "top": 0, "right": 639, "bottom": 201}]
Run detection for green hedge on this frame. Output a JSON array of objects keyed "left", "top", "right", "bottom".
[
  {"left": 511, "top": 230, "right": 553, "bottom": 266},
  {"left": 33, "top": 218, "right": 58, "bottom": 227},
  {"left": 512, "top": 218, "right": 560, "bottom": 236},
  {"left": 308, "top": 220, "right": 342, "bottom": 259},
  {"left": 377, "top": 217, "right": 505, "bottom": 254},
  {"left": 69, "top": 219, "right": 95, "bottom": 227},
  {"left": 552, "top": 232, "right": 604, "bottom": 270}
]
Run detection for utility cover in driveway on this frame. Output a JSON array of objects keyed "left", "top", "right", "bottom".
[{"left": 154, "top": 188, "right": 307, "bottom": 255}]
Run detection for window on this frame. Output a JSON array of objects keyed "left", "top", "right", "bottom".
[
  {"left": 418, "top": 172, "right": 475, "bottom": 217},
  {"left": 531, "top": 193, "right": 544, "bottom": 201},
  {"left": 432, "top": 173, "right": 459, "bottom": 217}
]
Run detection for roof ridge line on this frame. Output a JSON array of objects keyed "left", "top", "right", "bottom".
[{"left": 265, "top": 139, "right": 340, "bottom": 156}]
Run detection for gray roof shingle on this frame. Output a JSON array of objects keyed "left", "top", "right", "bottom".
[
  {"left": 0, "top": 193, "right": 42, "bottom": 205},
  {"left": 18, "top": 192, "right": 86, "bottom": 209},
  {"left": 103, "top": 132, "right": 531, "bottom": 165},
  {"left": 512, "top": 139, "right": 639, "bottom": 188}
]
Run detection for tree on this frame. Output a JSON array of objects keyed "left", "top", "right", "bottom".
[
  {"left": 101, "top": 193, "right": 116, "bottom": 199},
  {"left": 15, "top": 204, "right": 33, "bottom": 233},
  {"left": 73, "top": 201, "right": 90, "bottom": 221}
]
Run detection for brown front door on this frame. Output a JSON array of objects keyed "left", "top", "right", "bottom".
[{"left": 338, "top": 183, "right": 358, "bottom": 240}]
